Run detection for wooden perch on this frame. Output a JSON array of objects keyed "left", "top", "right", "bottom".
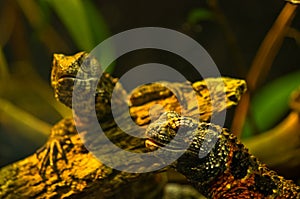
[
  {"left": 0, "top": 52, "right": 298, "bottom": 198},
  {"left": 0, "top": 76, "right": 247, "bottom": 198}
]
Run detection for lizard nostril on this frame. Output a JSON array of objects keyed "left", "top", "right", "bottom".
[{"left": 228, "top": 94, "right": 238, "bottom": 103}]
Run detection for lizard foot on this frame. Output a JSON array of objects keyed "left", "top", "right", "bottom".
[{"left": 36, "top": 118, "right": 76, "bottom": 178}]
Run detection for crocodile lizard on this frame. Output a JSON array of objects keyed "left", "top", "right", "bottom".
[
  {"left": 38, "top": 52, "right": 247, "bottom": 176},
  {"left": 0, "top": 51, "right": 248, "bottom": 198},
  {"left": 39, "top": 51, "right": 300, "bottom": 199},
  {"left": 30, "top": 51, "right": 245, "bottom": 198},
  {"left": 5, "top": 51, "right": 292, "bottom": 198},
  {"left": 145, "top": 111, "right": 300, "bottom": 198}
]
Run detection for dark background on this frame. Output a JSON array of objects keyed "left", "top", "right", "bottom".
[{"left": 0, "top": 0, "right": 299, "bottom": 168}]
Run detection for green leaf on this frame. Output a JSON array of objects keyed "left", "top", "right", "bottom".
[
  {"left": 187, "top": 8, "right": 214, "bottom": 24},
  {"left": 83, "top": 0, "right": 114, "bottom": 73},
  {"left": 47, "top": 0, "right": 95, "bottom": 50},
  {"left": 46, "top": 0, "right": 114, "bottom": 72},
  {"left": 84, "top": 0, "right": 109, "bottom": 44},
  {"left": 242, "top": 71, "right": 300, "bottom": 138}
]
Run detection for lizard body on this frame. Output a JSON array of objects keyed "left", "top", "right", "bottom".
[
  {"left": 145, "top": 111, "right": 300, "bottom": 198},
  {"left": 35, "top": 51, "right": 251, "bottom": 198}
]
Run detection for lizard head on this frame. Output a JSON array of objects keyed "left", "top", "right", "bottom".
[
  {"left": 145, "top": 111, "right": 223, "bottom": 157},
  {"left": 145, "top": 111, "right": 228, "bottom": 181},
  {"left": 51, "top": 52, "right": 116, "bottom": 121},
  {"left": 51, "top": 52, "right": 86, "bottom": 106},
  {"left": 145, "top": 111, "right": 199, "bottom": 152}
]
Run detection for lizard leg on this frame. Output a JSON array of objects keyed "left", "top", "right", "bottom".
[{"left": 36, "top": 118, "right": 76, "bottom": 177}]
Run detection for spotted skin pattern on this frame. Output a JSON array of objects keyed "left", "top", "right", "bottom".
[
  {"left": 38, "top": 51, "right": 246, "bottom": 177},
  {"left": 145, "top": 111, "right": 300, "bottom": 199},
  {"left": 38, "top": 52, "right": 299, "bottom": 198}
]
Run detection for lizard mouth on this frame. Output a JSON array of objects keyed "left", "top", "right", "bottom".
[
  {"left": 59, "top": 74, "right": 76, "bottom": 79},
  {"left": 51, "top": 76, "right": 74, "bottom": 88},
  {"left": 53, "top": 75, "right": 98, "bottom": 87},
  {"left": 58, "top": 74, "right": 100, "bottom": 81},
  {"left": 145, "top": 139, "right": 164, "bottom": 150},
  {"left": 145, "top": 138, "right": 187, "bottom": 152}
]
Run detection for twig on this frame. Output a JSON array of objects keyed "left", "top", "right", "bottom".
[{"left": 232, "top": 2, "right": 299, "bottom": 137}]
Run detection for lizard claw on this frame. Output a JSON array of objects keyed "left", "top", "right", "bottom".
[
  {"left": 36, "top": 135, "right": 73, "bottom": 178},
  {"left": 36, "top": 136, "right": 73, "bottom": 177},
  {"left": 36, "top": 118, "right": 75, "bottom": 178}
]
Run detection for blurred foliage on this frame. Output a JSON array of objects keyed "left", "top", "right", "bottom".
[
  {"left": 0, "top": 0, "right": 110, "bottom": 166},
  {"left": 187, "top": 8, "right": 214, "bottom": 24},
  {"left": 46, "top": 0, "right": 109, "bottom": 51},
  {"left": 242, "top": 71, "right": 300, "bottom": 138},
  {"left": 0, "top": 0, "right": 299, "bottom": 171}
]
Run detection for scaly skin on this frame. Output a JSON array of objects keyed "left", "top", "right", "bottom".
[
  {"left": 0, "top": 51, "right": 251, "bottom": 198},
  {"left": 38, "top": 51, "right": 247, "bottom": 177},
  {"left": 51, "top": 52, "right": 120, "bottom": 121},
  {"left": 37, "top": 51, "right": 268, "bottom": 198},
  {"left": 37, "top": 52, "right": 125, "bottom": 176},
  {"left": 145, "top": 111, "right": 300, "bottom": 199}
]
